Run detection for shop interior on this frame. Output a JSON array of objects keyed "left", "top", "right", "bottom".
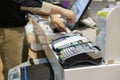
[{"left": 2, "top": 0, "right": 120, "bottom": 80}]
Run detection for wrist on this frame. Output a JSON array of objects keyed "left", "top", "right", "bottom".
[
  {"left": 51, "top": 5, "right": 63, "bottom": 14},
  {"left": 42, "top": 2, "right": 52, "bottom": 14},
  {"left": 58, "top": 6, "right": 62, "bottom": 13},
  {"left": 57, "top": 6, "right": 63, "bottom": 15}
]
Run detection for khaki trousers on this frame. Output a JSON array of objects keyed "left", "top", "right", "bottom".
[
  {"left": 0, "top": 27, "right": 25, "bottom": 80},
  {"left": 0, "top": 56, "right": 4, "bottom": 80}
]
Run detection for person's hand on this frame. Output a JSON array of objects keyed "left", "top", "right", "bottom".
[
  {"left": 50, "top": 14, "right": 67, "bottom": 32},
  {"left": 50, "top": 4, "right": 76, "bottom": 23},
  {"left": 59, "top": 8, "right": 76, "bottom": 23}
]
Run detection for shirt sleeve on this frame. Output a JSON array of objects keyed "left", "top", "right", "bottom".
[
  {"left": 12, "top": 0, "right": 43, "bottom": 7},
  {"left": 21, "top": 2, "right": 52, "bottom": 15}
]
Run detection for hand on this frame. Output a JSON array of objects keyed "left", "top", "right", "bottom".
[
  {"left": 50, "top": 14, "right": 67, "bottom": 32},
  {"left": 60, "top": 8, "right": 76, "bottom": 23},
  {"left": 50, "top": 4, "right": 76, "bottom": 23}
]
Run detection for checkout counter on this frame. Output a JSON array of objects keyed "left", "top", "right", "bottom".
[
  {"left": 8, "top": 1, "right": 120, "bottom": 80},
  {"left": 31, "top": 6, "right": 120, "bottom": 79}
]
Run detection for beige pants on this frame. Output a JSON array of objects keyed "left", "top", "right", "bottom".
[
  {"left": 0, "top": 27, "right": 25, "bottom": 80},
  {"left": 0, "top": 57, "right": 4, "bottom": 80}
]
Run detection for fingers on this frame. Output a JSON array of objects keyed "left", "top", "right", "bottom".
[
  {"left": 68, "top": 12, "right": 76, "bottom": 23},
  {"left": 57, "top": 24, "right": 67, "bottom": 32},
  {"left": 67, "top": 11, "right": 76, "bottom": 23},
  {"left": 53, "top": 22, "right": 67, "bottom": 32},
  {"left": 50, "top": 14, "right": 67, "bottom": 32},
  {"left": 61, "top": 9, "right": 76, "bottom": 23},
  {"left": 66, "top": 18, "right": 74, "bottom": 23}
]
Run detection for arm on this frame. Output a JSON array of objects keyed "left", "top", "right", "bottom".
[
  {"left": 11, "top": 0, "right": 75, "bottom": 22},
  {"left": 12, "top": 0, "right": 43, "bottom": 7},
  {"left": 14, "top": 0, "right": 75, "bottom": 31},
  {"left": 21, "top": 1, "right": 76, "bottom": 23}
]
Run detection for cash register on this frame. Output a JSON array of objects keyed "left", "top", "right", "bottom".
[{"left": 52, "top": 31, "right": 102, "bottom": 69}]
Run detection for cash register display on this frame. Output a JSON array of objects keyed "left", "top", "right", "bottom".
[
  {"left": 71, "top": 0, "right": 90, "bottom": 21},
  {"left": 65, "top": 0, "right": 91, "bottom": 30}
]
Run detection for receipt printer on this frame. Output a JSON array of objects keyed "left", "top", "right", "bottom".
[{"left": 96, "top": 5, "right": 120, "bottom": 64}]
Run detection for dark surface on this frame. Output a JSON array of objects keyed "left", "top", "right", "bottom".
[{"left": 21, "top": 62, "right": 54, "bottom": 80}]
